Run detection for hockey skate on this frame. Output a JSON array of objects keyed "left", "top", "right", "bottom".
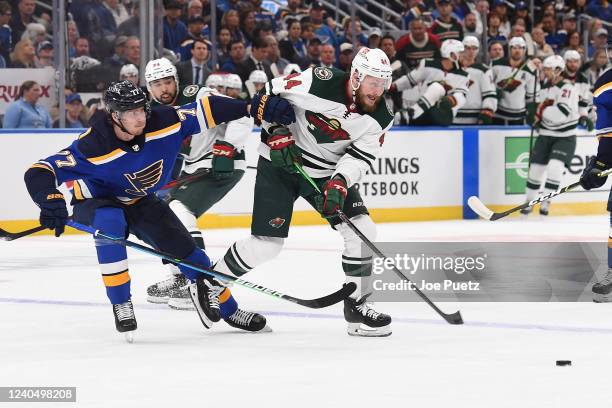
[
  {"left": 520, "top": 205, "right": 532, "bottom": 217},
  {"left": 224, "top": 309, "right": 271, "bottom": 333},
  {"left": 167, "top": 285, "right": 195, "bottom": 310},
  {"left": 113, "top": 300, "right": 137, "bottom": 343},
  {"left": 344, "top": 294, "right": 391, "bottom": 337},
  {"left": 593, "top": 268, "right": 612, "bottom": 302},
  {"left": 539, "top": 201, "right": 550, "bottom": 216},
  {"left": 188, "top": 276, "right": 222, "bottom": 328},
  {"left": 146, "top": 274, "right": 188, "bottom": 304}
]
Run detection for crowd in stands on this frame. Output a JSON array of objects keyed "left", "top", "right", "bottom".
[{"left": 1, "top": 0, "right": 612, "bottom": 128}]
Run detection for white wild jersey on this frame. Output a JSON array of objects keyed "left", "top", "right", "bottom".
[
  {"left": 261, "top": 67, "right": 393, "bottom": 186},
  {"left": 183, "top": 87, "right": 252, "bottom": 174},
  {"left": 455, "top": 63, "right": 497, "bottom": 124},
  {"left": 564, "top": 71, "right": 592, "bottom": 118},
  {"left": 491, "top": 58, "right": 540, "bottom": 121},
  {"left": 393, "top": 58, "right": 469, "bottom": 113},
  {"left": 538, "top": 78, "right": 580, "bottom": 138}
]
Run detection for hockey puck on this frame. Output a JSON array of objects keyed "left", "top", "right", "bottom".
[{"left": 556, "top": 360, "right": 571, "bottom": 367}]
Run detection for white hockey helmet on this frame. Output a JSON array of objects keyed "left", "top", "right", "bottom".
[
  {"left": 508, "top": 36, "right": 527, "bottom": 49},
  {"left": 144, "top": 58, "right": 179, "bottom": 90},
  {"left": 120, "top": 64, "right": 139, "bottom": 80},
  {"left": 462, "top": 36, "right": 480, "bottom": 49},
  {"left": 249, "top": 69, "right": 268, "bottom": 84},
  {"left": 563, "top": 50, "right": 581, "bottom": 62},
  {"left": 205, "top": 73, "right": 226, "bottom": 89},
  {"left": 543, "top": 54, "right": 565, "bottom": 72},
  {"left": 350, "top": 46, "right": 393, "bottom": 91},
  {"left": 224, "top": 73, "right": 242, "bottom": 90},
  {"left": 283, "top": 63, "right": 301, "bottom": 76},
  {"left": 440, "top": 39, "right": 465, "bottom": 62}
]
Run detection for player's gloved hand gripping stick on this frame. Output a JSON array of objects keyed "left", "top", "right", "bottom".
[{"left": 293, "top": 162, "right": 464, "bottom": 325}]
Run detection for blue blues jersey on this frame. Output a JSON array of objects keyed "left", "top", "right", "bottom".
[
  {"left": 24, "top": 94, "right": 249, "bottom": 203},
  {"left": 593, "top": 67, "right": 612, "bottom": 163}
]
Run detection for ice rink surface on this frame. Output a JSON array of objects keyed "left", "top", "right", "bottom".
[{"left": 2, "top": 215, "right": 612, "bottom": 408}]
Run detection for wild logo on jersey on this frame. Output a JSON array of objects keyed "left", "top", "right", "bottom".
[
  {"left": 124, "top": 159, "right": 164, "bottom": 196},
  {"left": 305, "top": 111, "right": 350, "bottom": 144}
]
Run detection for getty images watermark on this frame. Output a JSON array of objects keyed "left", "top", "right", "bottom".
[{"left": 363, "top": 242, "right": 608, "bottom": 302}]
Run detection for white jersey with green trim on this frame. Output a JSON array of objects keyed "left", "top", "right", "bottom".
[
  {"left": 490, "top": 58, "right": 540, "bottom": 121},
  {"left": 183, "top": 87, "right": 253, "bottom": 174},
  {"left": 261, "top": 66, "right": 394, "bottom": 186},
  {"left": 538, "top": 78, "right": 580, "bottom": 138},
  {"left": 455, "top": 63, "right": 497, "bottom": 124}
]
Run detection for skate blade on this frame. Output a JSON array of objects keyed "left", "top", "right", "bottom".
[
  {"left": 593, "top": 293, "right": 612, "bottom": 303},
  {"left": 347, "top": 323, "right": 392, "bottom": 337},
  {"left": 188, "top": 285, "right": 213, "bottom": 329},
  {"left": 146, "top": 295, "right": 169, "bottom": 304},
  {"left": 124, "top": 331, "right": 134, "bottom": 343},
  {"left": 167, "top": 299, "right": 195, "bottom": 311},
  {"left": 254, "top": 324, "right": 273, "bottom": 333}
]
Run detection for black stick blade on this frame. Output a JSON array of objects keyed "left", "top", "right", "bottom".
[
  {"left": 0, "top": 225, "right": 47, "bottom": 241},
  {"left": 294, "top": 282, "right": 357, "bottom": 309},
  {"left": 445, "top": 311, "right": 464, "bottom": 325}
]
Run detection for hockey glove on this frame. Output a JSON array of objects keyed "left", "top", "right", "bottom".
[
  {"left": 33, "top": 189, "right": 68, "bottom": 237},
  {"left": 580, "top": 157, "right": 608, "bottom": 190},
  {"left": 212, "top": 140, "right": 236, "bottom": 179},
  {"left": 250, "top": 94, "right": 296, "bottom": 126},
  {"left": 267, "top": 127, "right": 302, "bottom": 174},
  {"left": 478, "top": 109, "right": 494, "bottom": 124},
  {"left": 321, "top": 176, "right": 348, "bottom": 218},
  {"left": 579, "top": 116, "right": 594, "bottom": 132}
]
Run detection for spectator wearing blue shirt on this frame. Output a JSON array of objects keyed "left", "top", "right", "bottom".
[
  {"left": 163, "top": 0, "right": 189, "bottom": 54},
  {"left": 589, "top": 28, "right": 608, "bottom": 59},
  {"left": 220, "top": 39, "right": 246, "bottom": 73},
  {"left": 0, "top": 1, "right": 12, "bottom": 65},
  {"left": 53, "top": 93, "right": 85, "bottom": 129},
  {"left": 3, "top": 80, "right": 52, "bottom": 129},
  {"left": 308, "top": 2, "right": 337, "bottom": 49},
  {"left": 587, "top": 0, "right": 612, "bottom": 22}
]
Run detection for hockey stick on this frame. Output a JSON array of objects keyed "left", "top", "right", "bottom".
[
  {"left": 66, "top": 220, "right": 355, "bottom": 309},
  {"left": 0, "top": 224, "right": 47, "bottom": 241},
  {"left": 294, "top": 163, "right": 464, "bottom": 325},
  {"left": 527, "top": 69, "right": 539, "bottom": 172},
  {"left": 467, "top": 167, "right": 612, "bottom": 221}
]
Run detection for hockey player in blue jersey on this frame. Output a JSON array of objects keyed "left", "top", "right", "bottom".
[
  {"left": 579, "top": 48, "right": 612, "bottom": 302},
  {"left": 23, "top": 80, "right": 295, "bottom": 338}
]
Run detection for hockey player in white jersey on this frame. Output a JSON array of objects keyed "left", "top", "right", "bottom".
[
  {"left": 143, "top": 59, "right": 268, "bottom": 332},
  {"left": 214, "top": 47, "right": 394, "bottom": 337},
  {"left": 563, "top": 50, "right": 594, "bottom": 131},
  {"left": 491, "top": 37, "right": 540, "bottom": 125},
  {"left": 454, "top": 36, "right": 498, "bottom": 125},
  {"left": 521, "top": 55, "right": 579, "bottom": 216},
  {"left": 391, "top": 39, "right": 469, "bottom": 125}
]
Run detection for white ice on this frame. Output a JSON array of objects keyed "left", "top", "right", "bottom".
[{"left": 1, "top": 215, "right": 612, "bottom": 408}]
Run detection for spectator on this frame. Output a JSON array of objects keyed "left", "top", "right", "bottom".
[
  {"left": 116, "top": 2, "right": 140, "bottom": 37},
  {"left": 70, "top": 0, "right": 116, "bottom": 58},
  {"left": 176, "top": 38, "right": 211, "bottom": 85},
  {"left": 431, "top": 0, "right": 463, "bottom": 41},
  {"left": 492, "top": 0, "right": 510, "bottom": 38},
  {"left": 396, "top": 17, "right": 441, "bottom": 69},
  {"left": 164, "top": 0, "right": 189, "bottom": 54},
  {"left": 488, "top": 41, "right": 504, "bottom": 61},
  {"left": 486, "top": 12, "right": 507, "bottom": 47},
  {"left": 587, "top": 0, "right": 612, "bottom": 22},
  {"left": 119, "top": 63, "right": 139, "bottom": 85},
  {"left": 514, "top": 1, "right": 532, "bottom": 31},
  {"left": 20, "top": 22, "right": 47, "bottom": 48},
  {"left": 124, "top": 36, "right": 140, "bottom": 65},
  {"left": 400, "top": 0, "right": 427, "bottom": 28},
  {"left": 556, "top": 12, "right": 577, "bottom": 47},
  {"left": 248, "top": 0, "right": 276, "bottom": 30},
  {"left": 305, "top": 36, "right": 322, "bottom": 67},
  {"left": 276, "top": 0, "right": 308, "bottom": 28},
  {"left": 584, "top": 48, "right": 609, "bottom": 89},
  {"left": 104, "top": 35, "right": 127, "bottom": 67},
  {"left": 53, "top": 93, "right": 85, "bottom": 128},
  {"left": 3, "top": 80, "right": 51, "bottom": 128},
  {"left": 0, "top": 1, "right": 12, "bottom": 67},
  {"left": 9, "top": 0, "right": 35, "bottom": 47},
  {"left": 220, "top": 39, "right": 246, "bottom": 72},
  {"left": 541, "top": 14, "right": 560, "bottom": 51},
  {"left": 67, "top": 20, "right": 79, "bottom": 58},
  {"left": 317, "top": 43, "right": 335, "bottom": 68},
  {"left": 184, "top": 0, "right": 204, "bottom": 25},
  {"left": 337, "top": 17, "right": 367, "bottom": 47},
  {"left": 589, "top": 28, "right": 608, "bottom": 59},
  {"left": 75, "top": 37, "right": 91, "bottom": 58},
  {"left": 216, "top": 27, "right": 232, "bottom": 65},
  {"left": 9, "top": 38, "right": 35, "bottom": 67},
  {"left": 463, "top": 12, "right": 481, "bottom": 41},
  {"left": 235, "top": 36, "right": 272, "bottom": 82},
  {"left": 240, "top": 10, "right": 257, "bottom": 46},
  {"left": 561, "top": 31, "right": 585, "bottom": 62},
  {"left": 221, "top": 9, "right": 246, "bottom": 43},
  {"left": 532, "top": 27, "right": 554, "bottom": 59},
  {"left": 279, "top": 18, "right": 307, "bottom": 64},
  {"left": 367, "top": 27, "right": 382, "bottom": 49},
  {"left": 178, "top": 15, "right": 209, "bottom": 61},
  {"left": 103, "top": 0, "right": 129, "bottom": 26},
  {"left": 473, "top": 0, "right": 489, "bottom": 36},
  {"left": 337, "top": 42, "right": 352, "bottom": 71},
  {"left": 309, "top": 1, "right": 336, "bottom": 47},
  {"left": 266, "top": 35, "right": 289, "bottom": 77},
  {"left": 35, "top": 40, "right": 53, "bottom": 67}
]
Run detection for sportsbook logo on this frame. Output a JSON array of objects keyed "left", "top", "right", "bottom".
[
  {"left": 504, "top": 137, "right": 531, "bottom": 194},
  {"left": 305, "top": 111, "right": 350, "bottom": 144},
  {"left": 124, "top": 159, "right": 164, "bottom": 196}
]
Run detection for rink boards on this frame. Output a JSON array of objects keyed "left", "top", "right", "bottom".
[{"left": 0, "top": 126, "right": 609, "bottom": 233}]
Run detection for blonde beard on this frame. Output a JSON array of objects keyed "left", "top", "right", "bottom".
[{"left": 355, "top": 92, "right": 383, "bottom": 113}]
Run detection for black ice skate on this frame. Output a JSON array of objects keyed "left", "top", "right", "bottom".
[
  {"left": 344, "top": 294, "right": 391, "bottom": 337},
  {"left": 167, "top": 285, "right": 195, "bottom": 311},
  {"left": 113, "top": 300, "right": 137, "bottom": 343},
  {"left": 539, "top": 201, "right": 550, "bottom": 216},
  {"left": 146, "top": 274, "right": 188, "bottom": 304},
  {"left": 520, "top": 205, "right": 532, "bottom": 217},
  {"left": 188, "top": 277, "right": 222, "bottom": 328},
  {"left": 593, "top": 268, "right": 612, "bottom": 302},
  {"left": 224, "top": 309, "right": 271, "bottom": 333}
]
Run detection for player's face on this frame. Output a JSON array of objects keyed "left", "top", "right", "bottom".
[
  {"left": 226, "top": 87, "right": 240, "bottom": 98},
  {"left": 253, "top": 82, "right": 265, "bottom": 92},
  {"left": 462, "top": 45, "right": 478, "bottom": 62},
  {"left": 149, "top": 77, "right": 177, "bottom": 105},
  {"left": 510, "top": 46, "right": 525, "bottom": 61},
  {"left": 565, "top": 58, "right": 579, "bottom": 74},
  {"left": 356, "top": 75, "right": 386, "bottom": 113},
  {"left": 543, "top": 67, "right": 554, "bottom": 82},
  {"left": 116, "top": 107, "right": 147, "bottom": 139}
]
